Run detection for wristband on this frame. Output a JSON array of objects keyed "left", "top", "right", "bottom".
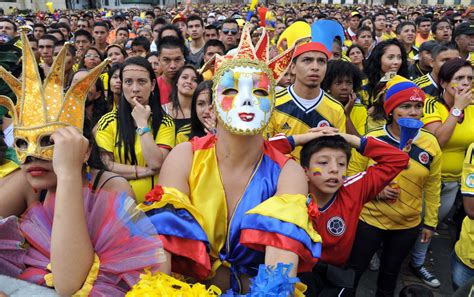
[{"left": 136, "top": 127, "right": 151, "bottom": 136}]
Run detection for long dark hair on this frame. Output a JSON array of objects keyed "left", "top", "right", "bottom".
[
  {"left": 107, "top": 63, "right": 122, "bottom": 107},
  {"left": 190, "top": 80, "right": 213, "bottom": 139},
  {"left": 168, "top": 65, "right": 202, "bottom": 118},
  {"left": 83, "top": 117, "right": 105, "bottom": 170},
  {"left": 117, "top": 57, "right": 164, "bottom": 165},
  {"left": 364, "top": 39, "right": 408, "bottom": 106},
  {"left": 0, "top": 133, "right": 7, "bottom": 163}
]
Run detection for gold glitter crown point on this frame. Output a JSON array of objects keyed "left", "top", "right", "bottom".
[{"left": 0, "top": 31, "right": 109, "bottom": 131}]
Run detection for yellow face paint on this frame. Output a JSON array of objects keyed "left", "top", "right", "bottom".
[{"left": 311, "top": 167, "right": 322, "bottom": 176}]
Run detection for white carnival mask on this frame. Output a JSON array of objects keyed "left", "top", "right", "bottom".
[
  {"left": 200, "top": 24, "right": 296, "bottom": 136},
  {"left": 215, "top": 66, "right": 274, "bottom": 135}
]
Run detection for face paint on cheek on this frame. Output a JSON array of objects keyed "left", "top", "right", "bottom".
[
  {"left": 221, "top": 96, "right": 234, "bottom": 112},
  {"left": 311, "top": 167, "right": 322, "bottom": 176},
  {"left": 259, "top": 97, "right": 271, "bottom": 113}
]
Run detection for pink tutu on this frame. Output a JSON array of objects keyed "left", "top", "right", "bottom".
[
  {"left": 0, "top": 216, "right": 26, "bottom": 278},
  {"left": 18, "top": 188, "right": 165, "bottom": 296}
]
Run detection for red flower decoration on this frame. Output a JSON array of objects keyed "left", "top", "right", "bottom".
[
  {"left": 145, "top": 185, "right": 165, "bottom": 203},
  {"left": 307, "top": 199, "right": 320, "bottom": 219}
]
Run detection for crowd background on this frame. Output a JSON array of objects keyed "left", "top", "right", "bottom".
[{"left": 0, "top": 1, "right": 473, "bottom": 296}]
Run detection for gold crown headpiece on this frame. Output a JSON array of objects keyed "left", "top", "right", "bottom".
[
  {"left": 201, "top": 24, "right": 296, "bottom": 84},
  {"left": 0, "top": 30, "right": 109, "bottom": 163}
]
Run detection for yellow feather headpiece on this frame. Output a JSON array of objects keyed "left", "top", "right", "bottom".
[{"left": 0, "top": 30, "right": 109, "bottom": 164}]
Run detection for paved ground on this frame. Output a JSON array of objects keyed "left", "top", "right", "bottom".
[{"left": 357, "top": 222, "right": 457, "bottom": 297}]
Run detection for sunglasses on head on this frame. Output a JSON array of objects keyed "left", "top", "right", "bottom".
[{"left": 223, "top": 28, "right": 238, "bottom": 35}]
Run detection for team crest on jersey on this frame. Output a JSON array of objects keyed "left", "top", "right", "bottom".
[
  {"left": 317, "top": 120, "right": 330, "bottom": 128},
  {"left": 327, "top": 216, "right": 346, "bottom": 236},
  {"left": 466, "top": 173, "right": 474, "bottom": 188},
  {"left": 419, "top": 152, "right": 429, "bottom": 165}
]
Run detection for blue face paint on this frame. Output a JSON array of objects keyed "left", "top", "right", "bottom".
[
  {"left": 220, "top": 70, "right": 235, "bottom": 89},
  {"left": 260, "top": 97, "right": 271, "bottom": 113}
]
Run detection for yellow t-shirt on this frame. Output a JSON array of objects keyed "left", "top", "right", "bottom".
[
  {"left": 266, "top": 86, "right": 346, "bottom": 161},
  {"left": 348, "top": 126, "right": 442, "bottom": 230},
  {"left": 422, "top": 99, "right": 474, "bottom": 182},
  {"left": 95, "top": 111, "right": 176, "bottom": 202}
]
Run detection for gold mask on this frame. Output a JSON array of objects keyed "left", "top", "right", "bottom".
[{"left": 0, "top": 30, "right": 109, "bottom": 164}]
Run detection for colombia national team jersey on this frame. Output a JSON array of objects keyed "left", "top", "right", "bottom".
[
  {"left": 423, "top": 98, "right": 474, "bottom": 182},
  {"left": 348, "top": 125, "right": 441, "bottom": 230},
  {"left": 95, "top": 111, "right": 176, "bottom": 202},
  {"left": 414, "top": 73, "right": 439, "bottom": 102},
  {"left": 266, "top": 86, "right": 346, "bottom": 160}
]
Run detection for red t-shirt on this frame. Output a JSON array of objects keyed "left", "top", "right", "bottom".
[{"left": 157, "top": 76, "right": 171, "bottom": 105}]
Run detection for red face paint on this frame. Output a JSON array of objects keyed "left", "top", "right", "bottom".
[{"left": 221, "top": 96, "right": 234, "bottom": 111}]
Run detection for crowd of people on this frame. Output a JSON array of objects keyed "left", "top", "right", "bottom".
[{"left": 0, "top": 2, "right": 473, "bottom": 296}]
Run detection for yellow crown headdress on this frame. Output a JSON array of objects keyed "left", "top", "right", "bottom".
[
  {"left": 0, "top": 30, "right": 109, "bottom": 163},
  {"left": 201, "top": 24, "right": 296, "bottom": 84}
]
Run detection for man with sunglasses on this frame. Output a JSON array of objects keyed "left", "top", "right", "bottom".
[{"left": 220, "top": 18, "right": 239, "bottom": 53}]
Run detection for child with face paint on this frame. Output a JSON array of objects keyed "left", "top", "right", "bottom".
[
  {"left": 270, "top": 126, "right": 408, "bottom": 296},
  {"left": 140, "top": 25, "right": 322, "bottom": 294}
]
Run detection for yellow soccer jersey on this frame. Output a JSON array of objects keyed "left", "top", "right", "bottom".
[
  {"left": 455, "top": 216, "right": 474, "bottom": 269},
  {"left": 350, "top": 102, "right": 368, "bottom": 136},
  {"left": 359, "top": 78, "right": 370, "bottom": 106},
  {"left": 407, "top": 46, "right": 419, "bottom": 63},
  {"left": 100, "top": 72, "right": 109, "bottom": 92},
  {"left": 423, "top": 99, "right": 474, "bottom": 182},
  {"left": 414, "top": 73, "right": 440, "bottom": 103},
  {"left": 348, "top": 126, "right": 441, "bottom": 230},
  {"left": 381, "top": 32, "right": 396, "bottom": 41},
  {"left": 466, "top": 52, "right": 474, "bottom": 67},
  {"left": 462, "top": 143, "right": 474, "bottom": 196},
  {"left": 175, "top": 123, "right": 192, "bottom": 145},
  {"left": 95, "top": 111, "right": 176, "bottom": 202},
  {"left": 266, "top": 86, "right": 346, "bottom": 160}
]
